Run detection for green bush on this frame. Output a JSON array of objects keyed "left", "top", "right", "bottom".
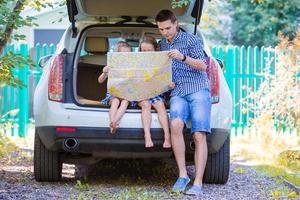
[
  {"left": 0, "top": 132, "right": 17, "bottom": 158},
  {"left": 241, "top": 31, "right": 300, "bottom": 131}
]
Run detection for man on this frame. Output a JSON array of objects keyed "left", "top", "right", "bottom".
[{"left": 155, "top": 10, "right": 211, "bottom": 196}]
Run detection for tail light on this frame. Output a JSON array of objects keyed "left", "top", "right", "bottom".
[
  {"left": 48, "top": 54, "right": 64, "bottom": 102},
  {"left": 206, "top": 57, "right": 220, "bottom": 104},
  {"left": 56, "top": 127, "right": 76, "bottom": 132}
]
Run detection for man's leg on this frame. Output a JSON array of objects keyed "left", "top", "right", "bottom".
[
  {"left": 193, "top": 132, "right": 207, "bottom": 187},
  {"left": 171, "top": 118, "right": 187, "bottom": 177},
  {"left": 170, "top": 96, "right": 190, "bottom": 192},
  {"left": 170, "top": 97, "right": 189, "bottom": 177},
  {"left": 186, "top": 90, "right": 211, "bottom": 192},
  {"left": 139, "top": 100, "right": 153, "bottom": 147}
]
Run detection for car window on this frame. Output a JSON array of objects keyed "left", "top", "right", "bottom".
[
  {"left": 79, "top": 36, "right": 159, "bottom": 54},
  {"left": 109, "top": 38, "right": 140, "bottom": 52},
  {"left": 108, "top": 38, "right": 121, "bottom": 52},
  {"left": 79, "top": 37, "right": 122, "bottom": 55}
]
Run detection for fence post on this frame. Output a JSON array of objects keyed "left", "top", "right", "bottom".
[
  {"left": 232, "top": 46, "right": 239, "bottom": 136},
  {"left": 50, "top": 43, "right": 55, "bottom": 55},
  {"left": 260, "top": 46, "right": 266, "bottom": 83},
  {"left": 225, "top": 46, "right": 234, "bottom": 134},
  {"left": 2, "top": 46, "right": 9, "bottom": 123},
  {"left": 240, "top": 46, "right": 247, "bottom": 133},
  {"left": 9, "top": 44, "right": 16, "bottom": 136},
  {"left": 17, "top": 44, "right": 29, "bottom": 137},
  {"left": 35, "top": 43, "right": 42, "bottom": 85},
  {"left": 268, "top": 46, "right": 275, "bottom": 75},
  {"left": 212, "top": 46, "right": 217, "bottom": 57},
  {"left": 253, "top": 46, "right": 260, "bottom": 120},
  {"left": 218, "top": 46, "right": 224, "bottom": 62},
  {"left": 43, "top": 43, "right": 48, "bottom": 57},
  {"left": 247, "top": 46, "right": 254, "bottom": 123}
]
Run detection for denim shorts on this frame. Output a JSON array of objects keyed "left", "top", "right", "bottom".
[{"left": 170, "top": 89, "right": 211, "bottom": 134}]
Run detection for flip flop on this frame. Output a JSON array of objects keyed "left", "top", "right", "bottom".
[
  {"left": 184, "top": 185, "right": 203, "bottom": 196},
  {"left": 171, "top": 177, "right": 190, "bottom": 193}
]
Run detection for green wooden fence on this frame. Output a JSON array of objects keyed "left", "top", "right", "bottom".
[
  {"left": 0, "top": 43, "right": 56, "bottom": 137},
  {"left": 0, "top": 43, "right": 275, "bottom": 137},
  {"left": 211, "top": 45, "right": 275, "bottom": 136}
]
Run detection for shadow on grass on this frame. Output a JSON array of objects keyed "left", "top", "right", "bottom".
[{"left": 74, "top": 159, "right": 179, "bottom": 187}]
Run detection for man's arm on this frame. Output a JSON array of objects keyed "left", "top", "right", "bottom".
[{"left": 168, "top": 49, "right": 207, "bottom": 71}]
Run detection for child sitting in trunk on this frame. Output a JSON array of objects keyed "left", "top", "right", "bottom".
[
  {"left": 98, "top": 41, "right": 132, "bottom": 134},
  {"left": 136, "top": 36, "right": 172, "bottom": 148}
]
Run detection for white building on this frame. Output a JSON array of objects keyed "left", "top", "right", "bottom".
[{"left": 16, "top": 5, "right": 69, "bottom": 47}]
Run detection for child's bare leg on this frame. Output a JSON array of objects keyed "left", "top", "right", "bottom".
[
  {"left": 111, "top": 99, "right": 129, "bottom": 133},
  {"left": 139, "top": 100, "right": 153, "bottom": 148},
  {"left": 153, "top": 101, "right": 171, "bottom": 148},
  {"left": 109, "top": 98, "right": 120, "bottom": 133}
]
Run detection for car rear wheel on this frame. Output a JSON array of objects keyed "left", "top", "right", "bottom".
[
  {"left": 34, "top": 129, "right": 62, "bottom": 181},
  {"left": 203, "top": 135, "right": 230, "bottom": 184},
  {"left": 187, "top": 135, "right": 230, "bottom": 184}
]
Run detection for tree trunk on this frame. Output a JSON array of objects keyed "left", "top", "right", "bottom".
[{"left": 0, "top": 0, "right": 25, "bottom": 55}]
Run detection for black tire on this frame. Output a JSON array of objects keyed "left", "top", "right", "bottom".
[
  {"left": 34, "top": 130, "right": 62, "bottom": 181},
  {"left": 203, "top": 135, "right": 230, "bottom": 184}
]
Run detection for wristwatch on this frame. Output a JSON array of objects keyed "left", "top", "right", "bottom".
[{"left": 181, "top": 55, "right": 187, "bottom": 62}]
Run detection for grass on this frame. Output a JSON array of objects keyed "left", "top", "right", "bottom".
[
  {"left": 73, "top": 186, "right": 178, "bottom": 200},
  {"left": 0, "top": 131, "right": 18, "bottom": 158},
  {"left": 231, "top": 127, "right": 300, "bottom": 198},
  {"left": 0, "top": 125, "right": 34, "bottom": 174},
  {"left": 254, "top": 165, "right": 300, "bottom": 187},
  {"left": 73, "top": 179, "right": 181, "bottom": 200},
  {"left": 71, "top": 159, "right": 180, "bottom": 200}
]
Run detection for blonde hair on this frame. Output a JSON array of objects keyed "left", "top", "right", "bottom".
[
  {"left": 115, "top": 41, "right": 131, "bottom": 52},
  {"left": 139, "top": 36, "right": 159, "bottom": 51}
]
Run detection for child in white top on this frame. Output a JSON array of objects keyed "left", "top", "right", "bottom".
[{"left": 98, "top": 41, "right": 132, "bottom": 134}]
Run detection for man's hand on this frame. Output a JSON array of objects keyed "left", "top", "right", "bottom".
[
  {"left": 168, "top": 49, "right": 184, "bottom": 61},
  {"left": 169, "top": 82, "right": 175, "bottom": 89}
]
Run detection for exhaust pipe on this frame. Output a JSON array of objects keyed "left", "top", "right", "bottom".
[
  {"left": 64, "top": 138, "right": 78, "bottom": 151},
  {"left": 189, "top": 141, "right": 195, "bottom": 151}
]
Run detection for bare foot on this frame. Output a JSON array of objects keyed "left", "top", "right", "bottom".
[
  {"left": 109, "top": 122, "right": 114, "bottom": 133},
  {"left": 145, "top": 135, "right": 154, "bottom": 148},
  {"left": 110, "top": 122, "right": 119, "bottom": 134},
  {"left": 163, "top": 138, "right": 171, "bottom": 148}
]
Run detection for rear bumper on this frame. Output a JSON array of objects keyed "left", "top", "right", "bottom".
[{"left": 36, "top": 126, "right": 229, "bottom": 158}]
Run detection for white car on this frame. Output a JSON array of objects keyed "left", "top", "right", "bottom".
[{"left": 33, "top": 0, "right": 232, "bottom": 183}]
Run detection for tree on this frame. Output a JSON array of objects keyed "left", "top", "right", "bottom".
[
  {"left": 241, "top": 31, "right": 300, "bottom": 131},
  {"left": 0, "top": 0, "right": 60, "bottom": 87},
  {"left": 173, "top": 0, "right": 299, "bottom": 46},
  {"left": 229, "top": 0, "right": 299, "bottom": 47},
  {"left": 199, "top": 0, "right": 232, "bottom": 46}
]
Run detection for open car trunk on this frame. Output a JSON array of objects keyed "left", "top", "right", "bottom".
[
  {"left": 74, "top": 26, "right": 172, "bottom": 108},
  {"left": 71, "top": 0, "right": 207, "bottom": 106},
  {"left": 76, "top": 64, "right": 106, "bottom": 105},
  {"left": 76, "top": 62, "right": 171, "bottom": 108}
]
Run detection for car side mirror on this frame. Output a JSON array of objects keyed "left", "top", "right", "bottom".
[{"left": 38, "top": 55, "right": 52, "bottom": 68}]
